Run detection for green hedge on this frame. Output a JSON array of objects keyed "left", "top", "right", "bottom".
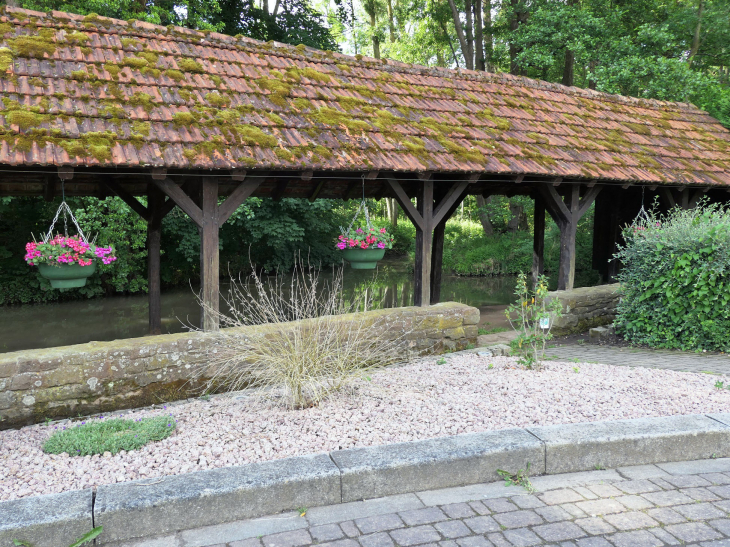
[{"left": 615, "top": 203, "right": 730, "bottom": 351}]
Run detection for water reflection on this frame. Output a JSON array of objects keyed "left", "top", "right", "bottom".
[{"left": 0, "top": 259, "right": 597, "bottom": 353}]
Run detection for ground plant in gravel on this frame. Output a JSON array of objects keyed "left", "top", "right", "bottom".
[
  {"left": 615, "top": 201, "right": 730, "bottom": 352},
  {"left": 505, "top": 273, "right": 563, "bottom": 369},
  {"left": 43, "top": 416, "right": 176, "bottom": 456},
  {"left": 196, "top": 259, "right": 412, "bottom": 409},
  {"left": 14, "top": 526, "right": 103, "bottom": 547}
]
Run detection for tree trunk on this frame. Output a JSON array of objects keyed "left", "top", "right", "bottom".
[
  {"left": 507, "top": 201, "right": 523, "bottom": 233},
  {"left": 688, "top": 0, "right": 704, "bottom": 67},
  {"left": 387, "top": 0, "right": 396, "bottom": 42},
  {"left": 474, "top": 0, "right": 485, "bottom": 71},
  {"left": 476, "top": 195, "right": 494, "bottom": 235},
  {"left": 509, "top": 0, "right": 521, "bottom": 75},
  {"left": 464, "top": 0, "right": 475, "bottom": 68},
  {"left": 371, "top": 11, "right": 381, "bottom": 59},
  {"left": 447, "top": 0, "right": 473, "bottom": 69},
  {"left": 562, "top": 49, "right": 574, "bottom": 86},
  {"left": 483, "top": 0, "right": 493, "bottom": 72},
  {"left": 588, "top": 59, "right": 597, "bottom": 89}
]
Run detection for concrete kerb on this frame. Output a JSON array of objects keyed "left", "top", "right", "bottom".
[{"left": 4, "top": 414, "right": 730, "bottom": 546}]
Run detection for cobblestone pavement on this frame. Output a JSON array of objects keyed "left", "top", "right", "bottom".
[
  {"left": 114, "top": 458, "right": 730, "bottom": 547},
  {"left": 546, "top": 343, "right": 730, "bottom": 375}
]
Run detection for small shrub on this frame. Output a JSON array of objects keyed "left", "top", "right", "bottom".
[
  {"left": 614, "top": 202, "right": 730, "bottom": 352},
  {"left": 505, "top": 273, "right": 563, "bottom": 370},
  {"left": 43, "top": 416, "right": 176, "bottom": 456}
]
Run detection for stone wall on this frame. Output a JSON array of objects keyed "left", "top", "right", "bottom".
[
  {"left": 0, "top": 302, "right": 479, "bottom": 429},
  {"left": 547, "top": 283, "right": 621, "bottom": 335}
]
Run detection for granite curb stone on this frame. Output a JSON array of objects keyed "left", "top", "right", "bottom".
[
  {"left": 94, "top": 453, "right": 341, "bottom": 543},
  {"left": 527, "top": 414, "right": 730, "bottom": 474},
  {"left": 0, "top": 489, "right": 93, "bottom": 547},
  {"left": 329, "top": 428, "right": 544, "bottom": 502}
]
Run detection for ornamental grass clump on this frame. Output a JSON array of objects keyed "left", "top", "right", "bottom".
[
  {"left": 43, "top": 416, "right": 176, "bottom": 456},
  {"left": 195, "top": 259, "right": 412, "bottom": 409},
  {"left": 614, "top": 201, "right": 730, "bottom": 352}
]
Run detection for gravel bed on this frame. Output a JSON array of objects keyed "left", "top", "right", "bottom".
[{"left": 2, "top": 354, "right": 730, "bottom": 501}]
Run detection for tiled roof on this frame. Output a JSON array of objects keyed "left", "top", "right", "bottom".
[{"left": 0, "top": 6, "right": 728, "bottom": 185}]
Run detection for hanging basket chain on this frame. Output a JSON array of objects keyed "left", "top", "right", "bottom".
[
  {"left": 631, "top": 186, "right": 652, "bottom": 227},
  {"left": 343, "top": 174, "right": 374, "bottom": 234},
  {"left": 42, "top": 180, "right": 90, "bottom": 244}
]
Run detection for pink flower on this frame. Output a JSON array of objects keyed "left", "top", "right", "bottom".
[
  {"left": 349, "top": 239, "right": 357, "bottom": 247},
  {"left": 378, "top": 242, "right": 385, "bottom": 249},
  {"left": 380, "top": 228, "right": 386, "bottom": 234},
  {"left": 337, "top": 241, "right": 346, "bottom": 250},
  {"left": 360, "top": 242, "right": 368, "bottom": 249},
  {"left": 355, "top": 228, "right": 363, "bottom": 234}
]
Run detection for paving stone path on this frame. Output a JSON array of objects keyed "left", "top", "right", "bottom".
[
  {"left": 546, "top": 343, "right": 730, "bottom": 375},
  {"left": 115, "top": 458, "right": 730, "bottom": 547}
]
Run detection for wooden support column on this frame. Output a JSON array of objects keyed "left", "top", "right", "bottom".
[
  {"left": 539, "top": 183, "right": 602, "bottom": 291},
  {"left": 200, "top": 178, "right": 219, "bottom": 331},
  {"left": 386, "top": 176, "right": 470, "bottom": 306},
  {"left": 532, "top": 194, "right": 545, "bottom": 286},
  {"left": 414, "top": 179, "right": 433, "bottom": 307},
  {"left": 147, "top": 185, "right": 164, "bottom": 335},
  {"left": 153, "top": 175, "right": 264, "bottom": 331}
]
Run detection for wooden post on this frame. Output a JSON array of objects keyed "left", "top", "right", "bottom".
[
  {"left": 200, "top": 178, "right": 220, "bottom": 331},
  {"left": 147, "top": 185, "right": 164, "bottom": 335},
  {"left": 414, "top": 179, "right": 433, "bottom": 306},
  {"left": 540, "top": 183, "right": 602, "bottom": 291},
  {"left": 532, "top": 194, "right": 545, "bottom": 287},
  {"left": 430, "top": 182, "right": 470, "bottom": 304}
]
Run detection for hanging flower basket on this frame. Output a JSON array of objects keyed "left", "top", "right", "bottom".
[
  {"left": 25, "top": 195, "right": 117, "bottom": 289},
  {"left": 337, "top": 226, "right": 394, "bottom": 270},
  {"left": 26, "top": 235, "right": 117, "bottom": 288}
]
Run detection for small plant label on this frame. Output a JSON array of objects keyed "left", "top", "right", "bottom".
[{"left": 539, "top": 317, "right": 550, "bottom": 329}]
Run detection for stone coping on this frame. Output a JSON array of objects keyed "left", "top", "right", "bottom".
[{"left": 4, "top": 413, "right": 730, "bottom": 546}]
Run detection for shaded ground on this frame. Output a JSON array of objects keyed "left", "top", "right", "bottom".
[{"left": 108, "top": 458, "right": 730, "bottom": 547}]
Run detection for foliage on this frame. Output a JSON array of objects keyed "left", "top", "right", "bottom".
[
  {"left": 614, "top": 202, "right": 730, "bottom": 352},
  {"left": 14, "top": 527, "right": 103, "bottom": 547},
  {"left": 496, "top": 462, "right": 536, "bottom": 493},
  {"left": 194, "top": 259, "right": 412, "bottom": 409},
  {"left": 43, "top": 416, "right": 176, "bottom": 456},
  {"left": 505, "top": 273, "right": 563, "bottom": 370}
]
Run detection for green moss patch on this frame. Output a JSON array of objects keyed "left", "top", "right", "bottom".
[
  {"left": 0, "top": 47, "right": 13, "bottom": 72},
  {"left": 178, "top": 58, "right": 204, "bottom": 73},
  {"left": 43, "top": 416, "right": 176, "bottom": 456}
]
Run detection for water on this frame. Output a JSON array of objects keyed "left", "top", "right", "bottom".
[{"left": 0, "top": 259, "right": 519, "bottom": 354}]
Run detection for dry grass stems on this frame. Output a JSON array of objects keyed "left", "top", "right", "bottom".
[{"left": 194, "top": 259, "right": 415, "bottom": 409}]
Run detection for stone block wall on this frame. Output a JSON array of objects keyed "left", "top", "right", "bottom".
[
  {"left": 547, "top": 283, "right": 621, "bottom": 336},
  {"left": 0, "top": 302, "right": 479, "bottom": 429}
]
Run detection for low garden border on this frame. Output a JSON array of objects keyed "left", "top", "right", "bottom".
[{"left": 3, "top": 413, "right": 730, "bottom": 546}]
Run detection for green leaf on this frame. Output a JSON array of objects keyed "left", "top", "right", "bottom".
[{"left": 68, "top": 526, "right": 103, "bottom": 547}]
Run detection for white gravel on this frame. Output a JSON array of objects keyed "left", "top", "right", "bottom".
[{"left": 2, "top": 354, "right": 730, "bottom": 501}]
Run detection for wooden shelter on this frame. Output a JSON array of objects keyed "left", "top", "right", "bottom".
[{"left": 0, "top": 6, "right": 729, "bottom": 333}]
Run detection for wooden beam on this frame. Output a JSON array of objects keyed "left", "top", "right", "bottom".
[
  {"left": 231, "top": 169, "right": 246, "bottom": 181},
  {"left": 433, "top": 181, "right": 470, "bottom": 226},
  {"left": 104, "top": 181, "right": 150, "bottom": 221},
  {"left": 414, "top": 179, "right": 433, "bottom": 307},
  {"left": 532, "top": 195, "right": 545, "bottom": 286},
  {"left": 649, "top": 185, "right": 658, "bottom": 191},
  {"left": 552, "top": 177, "right": 562, "bottom": 187},
  {"left": 365, "top": 170, "right": 380, "bottom": 180},
  {"left": 308, "top": 179, "right": 326, "bottom": 202},
  {"left": 514, "top": 174, "right": 525, "bottom": 184},
  {"left": 43, "top": 174, "right": 55, "bottom": 202},
  {"left": 431, "top": 183, "right": 470, "bottom": 304},
  {"left": 577, "top": 185, "right": 602, "bottom": 218},
  {"left": 153, "top": 178, "right": 203, "bottom": 228},
  {"left": 219, "top": 178, "right": 263, "bottom": 223},
  {"left": 200, "top": 178, "right": 220, "bottom": 332},
  {"left": 147, "top": 185, "right": 164, "bottom": 335},
  {"left": 301, "top": 170, "right": 314, "bottom": 181},
  {"left": 539, "top": 184, "right": 570, "bottom": 225},
  {"left": 343, "top": 181, "right": 358, "bottom": 201},
  {"left": 467, "top": 173, "right": 482, "bottom": 183},
  {"left": 57, "top": 167, "right": 74, "bottom": 180},
  {"left": 151, "top": 168, "right": 167, "bottom": 180},
  {"left": 417, "top": 171, "right": 432, "bottom": 181},
  {"left": 386, "top": 177, "right": 423, "bottom": 230},
  {"left": 272, "top": 179, "right": 289, "bottom": 201},
  {"left": 621, "top": 183, "right": 632, "bottom": 189},
  {"left": 586, "top": 179, "right": 597, "bottom": 188}
]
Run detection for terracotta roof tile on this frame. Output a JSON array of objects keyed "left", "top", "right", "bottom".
[{"left": 0, "top": 5, "right": 728, "bottom": 184}]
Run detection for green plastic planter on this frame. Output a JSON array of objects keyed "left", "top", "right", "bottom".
[
  {"left": 342, "top": 248, "right": 386, "bottom": 269},
  {"left": 38, "top": 262, "right": 96, "bottom": 288}
]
